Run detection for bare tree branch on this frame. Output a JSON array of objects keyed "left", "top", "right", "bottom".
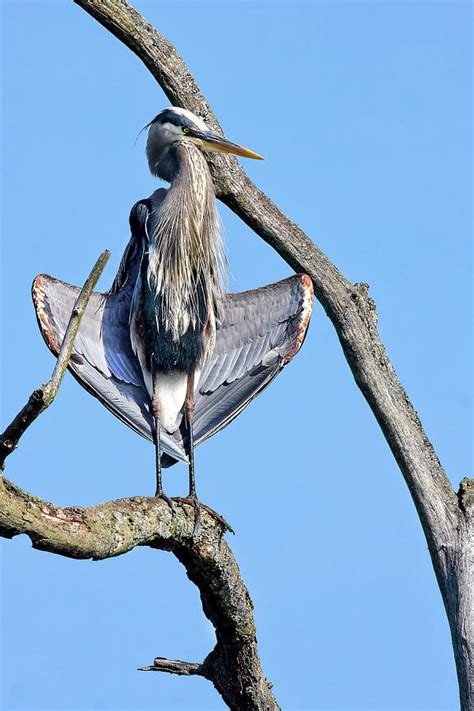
[
  {"left": 69, "top": 2, "right": 472, "bottom": 707},
  {"left": 0, "top": 250, "right": 110, "bottom": 470},
  {"left": 0, "top": 478, "right": 280, "bottom": 710},
  {"left": 139, "top": 658, "right": 203, "bottom": 676}
]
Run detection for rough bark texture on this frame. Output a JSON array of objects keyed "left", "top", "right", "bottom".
[
  {"left": 1, "top": 1, "right": 471, "bottom": 709},
  {"left": 0, "top": 477, "right": 279, "bottom": 710},
  {"left": 451, "top": 479, "right": 474, "bottom": 710}
]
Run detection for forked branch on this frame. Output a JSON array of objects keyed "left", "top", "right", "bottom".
[{"left": 0, "top": 478, "right": 279, "bottom": 710}]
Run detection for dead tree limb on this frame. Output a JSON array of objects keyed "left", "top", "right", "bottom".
[
  {"left": 139, "top": 658, "right": 203, "bottom": 676},
  {"left": 0, "top": 250, "right": 110, "bottom": 470},
  {"left": 0, "top": 477, "right": 280, "bottom": 710},
  {"left": 68, "top": 2, "right": 472, "bottom": 707}
]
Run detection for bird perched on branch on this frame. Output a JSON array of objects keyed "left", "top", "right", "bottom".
[{"left": 32, "top": 107, "right": 313, "bottom": 531}]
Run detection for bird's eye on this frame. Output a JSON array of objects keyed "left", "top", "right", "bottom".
[{"left": 182, "top": 127, "right": 190, "bottom": 134}]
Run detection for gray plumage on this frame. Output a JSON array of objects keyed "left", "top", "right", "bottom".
[{"left": 32, "top": 107, "right": 313, "bottom": 475}]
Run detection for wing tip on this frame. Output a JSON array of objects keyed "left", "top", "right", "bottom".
[
  {"left": 282, "top": 273, "right": 314, "bottom": 365},
  {"left": 32, "top": 274, "right": 61, "bottom": 355}
]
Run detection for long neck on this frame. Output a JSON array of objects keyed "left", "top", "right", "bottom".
[{"left": 146, "top": 142, "right": 226, "bottom": 343}]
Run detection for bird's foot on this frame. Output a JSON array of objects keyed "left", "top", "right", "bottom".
[
  {"left": 172, "top": 496, "right": 234, "bottom": 538},
  {"left": 154, "top": 490, "right": 177, "bottom": 514}
]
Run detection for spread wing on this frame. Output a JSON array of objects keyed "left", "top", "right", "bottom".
[
  {"left": 163, "top": 274, "right": 314, "bottom": 455},
  {"left": 32, "top": 269, "right": 153, "bottom": 439}
]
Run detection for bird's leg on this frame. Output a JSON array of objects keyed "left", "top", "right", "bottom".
[
  {"left": 173, "top": 372, "right": 233, "bottom": 537},
  {"left": 182, "top": 372, "right": 201, "bottom": 536},
  {"left": 185, "top": 371, "right": 197, "bottom": 498},
  {"left": 152, "top": 370, "right": 175, "bottom": 512}
]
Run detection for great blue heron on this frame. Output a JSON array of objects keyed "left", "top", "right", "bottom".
[{"left": 32, "top": 107, "right": 313, "bottom": 530}]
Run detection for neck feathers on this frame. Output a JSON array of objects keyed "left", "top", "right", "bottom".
[{"left": 146, "top": 142, "right": 226, "bottom": 345}]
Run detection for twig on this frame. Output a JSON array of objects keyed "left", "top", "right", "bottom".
[
  {"left": 139, "top": 658, "right": 203, "bottom": 676},
  {"left": 0, "top": 250, "right": 110, "bottom": 470}
]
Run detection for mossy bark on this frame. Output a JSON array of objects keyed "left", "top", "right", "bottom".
[{"left": 0, "top": 477, "right": 280, "bottom": 710}]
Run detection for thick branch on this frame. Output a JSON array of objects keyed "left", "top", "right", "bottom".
[
  {"left": 0, "top": 250, "right": 110, "bottom": 470},
  {"left": 0, "top": 476, "right": 177, "bottom": 558},
  {"left": 0, "top": 478, "right": 279, "bottom": 710}
]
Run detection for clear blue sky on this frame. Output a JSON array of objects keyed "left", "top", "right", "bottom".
[{"left": 1, "top": 1, "right": 471, "bottom": 710}]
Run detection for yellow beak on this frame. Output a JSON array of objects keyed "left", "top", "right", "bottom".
[{"left": 189, "top": 129, "right": 264, "bottom": 160}]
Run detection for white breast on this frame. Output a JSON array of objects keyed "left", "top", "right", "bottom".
[
  {"left": 154, "top": 370, "right": 187, "bottom": 433},
  {"left": 137, "top": 360, "right": 201, "bottom": 434}
]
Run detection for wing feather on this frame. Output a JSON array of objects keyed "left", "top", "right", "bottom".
[{"left": 189, "top": 274, "right": 313, "bottom": 446}]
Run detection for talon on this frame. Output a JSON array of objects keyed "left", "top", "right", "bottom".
[
  {"left": 191, "top": 498, "right": 201, "bottom": 539},
  {"left": 155, "top": 492, "right": 176, "bottom": 514},
  {"left": 173, "top": 497, "right": 233, "bottom": 536},
  {"left": 172, "top": 496, "right": 201, "bottom": 538}
]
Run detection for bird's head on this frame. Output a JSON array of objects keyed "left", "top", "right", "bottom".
[{"left": 145, "top": 107, "right": 263, "bottom": 181}]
